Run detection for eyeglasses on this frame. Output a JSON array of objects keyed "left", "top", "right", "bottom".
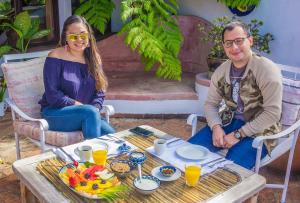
[
  {"left": 66, "top": 33, "right": 89, "bottom": 41},
  {"left": 223, "top": 37, "right": 249, "bottom": 48}
]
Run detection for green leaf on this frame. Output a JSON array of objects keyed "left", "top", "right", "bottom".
[
  {"left": 24, "top": 18, "right": 40, "bottom": 39},
  {"left": 31, "top": 29, "right": 51, "bottom": 40},
  {"left": 75, "top": 0, "right": 115, "bottom": 34},
  {"left": 16, "top": 38, "right": 23, "bottom": 51},
  {"left": 1, "top": 23, "right": 23, "bottom": 38},
  {"left": 13, "top": 11, "right": 31, "bottom": 36},
  {"left": 0, "top": 45, "right": 12, "bottom": 56}
]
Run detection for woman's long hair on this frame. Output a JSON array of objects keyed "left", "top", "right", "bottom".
[{"left": 59, "top": 15, "right": 108, "bottom": 91}]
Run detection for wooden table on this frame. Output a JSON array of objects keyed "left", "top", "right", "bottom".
[{"left": 13, "top": 125, "right": 266, "bottom": 203}]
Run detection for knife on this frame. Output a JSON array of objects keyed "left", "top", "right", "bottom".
[
  {"left": 59, "top": 147, "right": 79, "bottom": 167},
  {"left": 166, "top": 138, "right": 182, "bottom": 147},
  {"left": 201, "top": 157, "right": 224, "bottom": 167}
]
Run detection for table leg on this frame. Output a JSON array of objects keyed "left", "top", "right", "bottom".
[
  {"left": 244, "top": 193, "right": 258, "bottom": 203},
  {"left": 20, "top": 182, "right": 40, "bottom": 203}
]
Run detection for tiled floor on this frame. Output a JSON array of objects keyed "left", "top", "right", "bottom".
[{"left": 0, "top": 113, "right": 299, "bottom": 203}]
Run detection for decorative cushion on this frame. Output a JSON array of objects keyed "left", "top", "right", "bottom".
[
  {"left": 1, "top": 57, "right": 46, "bottom": 118},
  {"left": 13, "top": 121, "right": 84, "bottom": 147},
  {"left": 281, "top": 78, "right": 300, "bottom": 126},
  {"left": 279, "top": 64, "right": 300, "bottom": 126}
]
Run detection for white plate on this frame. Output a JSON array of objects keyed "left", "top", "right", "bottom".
[
  {"left": 151, "top": 166, "right": 181, "bottom": 181},
  {"left": 175, "top": 144, "right": 209, "bottom": 160}
]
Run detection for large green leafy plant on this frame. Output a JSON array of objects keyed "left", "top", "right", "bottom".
[
  {"left": 75, "top": 0, "right": 115, "bottom": 34},
  {"left": 0, "top": 11, "right": 51, "bottom": 56},
  {"left": 199, "top": 16, "right": 274, "bottom": 59},
  {"left": 120, "top": 0, "right": 183, "bottom": 80}
]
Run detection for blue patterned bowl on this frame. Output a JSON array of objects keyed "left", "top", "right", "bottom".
[
  {"left": 128, "top": 152, "right": 146, "bottom": 166},
  {"left": 118, "top": 143, "right": 131, "bottom": 153},
  {"left": 133, "top": 175, "right": 160, "bottom": 195},
  {"left": 159, "top": 165, "right": 176, "bottom": 177}
]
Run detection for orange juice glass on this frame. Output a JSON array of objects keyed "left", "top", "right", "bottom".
[
  {"left": 185, "top": 164, "right": 201, "bottom": 187},
  {"left": 92, "top": 147, "right": 108, "bottom": 166}
]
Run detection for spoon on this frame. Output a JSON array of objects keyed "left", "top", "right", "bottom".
[{"left": 138, "top": 163, "right": 142, "bottom": 183}]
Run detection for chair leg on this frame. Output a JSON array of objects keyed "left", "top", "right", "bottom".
[
  {"left": 280, "top": 131, "right": 299, "bottom": 203},
  {"left": 14, "top": 132, "right": 21, "bottom": 160}
]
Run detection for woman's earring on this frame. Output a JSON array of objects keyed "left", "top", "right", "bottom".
[{"left": 64, "top": 44, "right": 69, "bottom": 51}]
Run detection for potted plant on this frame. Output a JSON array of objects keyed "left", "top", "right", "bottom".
[
  {"left": 217, "top": 0, "right": 261, "bottom": 16},
  {"left": 0, "top": 11, "right": 50, "bottom": 55},
  {"left": 199, "top": 16, "right": 274, "bottom": 78},
  {"left": 0, "top": 11, "right": 50, "bottom": 116},
  {"left": 0, "top": 76, "right": 7, "bottom": 116}
]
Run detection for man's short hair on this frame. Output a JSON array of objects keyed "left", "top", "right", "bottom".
[{"left": 221, "top": 21, "right": 251, "bottom": 42}]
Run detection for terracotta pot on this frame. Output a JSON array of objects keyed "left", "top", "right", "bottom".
[
  {"left": 268, "top": 132, "right": 300, "bottom": 174},
  {"left": 206, "top": 57, "right": 227, "bottom": 79}
]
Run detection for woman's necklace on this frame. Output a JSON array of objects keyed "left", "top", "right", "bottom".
[{"left": 68, "top": 50, "right": 86, "bottom": 64}]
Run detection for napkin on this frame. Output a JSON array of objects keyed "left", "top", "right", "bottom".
[
  {"left": 63, "top": 136, "right": 137, "bottom": 162},
  {"left": 146, "top": 139, "right": 233, "bottom": 176}
]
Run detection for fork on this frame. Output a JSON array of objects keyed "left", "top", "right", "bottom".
[
  {"left": 106, "top": 134, "right": 125, "bottom": 144},
  {"left": 97, "top": 136, "right": 125, "bottom": 144}
]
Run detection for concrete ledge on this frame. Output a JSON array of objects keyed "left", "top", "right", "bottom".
[{"left": 106, "top": 72, "right": 199, "bottom": 100}]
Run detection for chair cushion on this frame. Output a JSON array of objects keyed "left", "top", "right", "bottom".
[
  {"left": 280, "top": 67, "right": 300, "bottom": 126},
  {"left": 1, "top": 57, "right": 46, "bottom": 118},
  {"left": 13, "top": 121, "right": 84, "bottom": 147}
]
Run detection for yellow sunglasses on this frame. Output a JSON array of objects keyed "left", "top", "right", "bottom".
[{"left": 66, "top": 33, "right": 89, "bottom": 41}]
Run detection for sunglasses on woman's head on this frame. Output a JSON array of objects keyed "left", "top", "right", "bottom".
[{"left": 66, "top": 33, "right": 89, "bottom": 41}]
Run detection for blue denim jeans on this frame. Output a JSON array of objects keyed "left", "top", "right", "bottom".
[
  {"left": 188, "top": 118, "right": 268, "bottom": 169},
  {"left": 42, "top": 105, "right": 115, "bottom": 139}
]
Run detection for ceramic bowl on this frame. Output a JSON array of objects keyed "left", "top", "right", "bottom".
[
  {"left": 118, "top": 143, "right": 131, "bottom": 153},
  {"left": 133, "top": 175, "right": 160, "bottom": 195},
  {"left": 159, "top": 165, "right": 176, "bottom": 177},
  {"left": 128, "top": 152, "right": 146, "bottom": 166},
  {"left": 110, "top": 160, "right": 132, "bottom": 179}
]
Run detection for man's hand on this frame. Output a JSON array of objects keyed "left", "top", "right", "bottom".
[
  {"left": 223, "top": 132, "right": 239, "bottom": 148},
  {"left": 212, "top": 125, "right": 226, "bottom": 148}
]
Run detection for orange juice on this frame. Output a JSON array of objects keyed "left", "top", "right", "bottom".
[
  {"left": 185, "top": 165, "right": 201, "bottom": 186},
  {"left": 92, "top": 150, "right": 107, "bottom": 166}
]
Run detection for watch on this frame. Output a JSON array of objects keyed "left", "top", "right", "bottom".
[{"left": 234, "top": 130, "right": 242, "bottom": 140}]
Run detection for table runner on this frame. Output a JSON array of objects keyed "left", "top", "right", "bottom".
[{"left": 36, "top": 134, "right": 241, "bottom": 203}]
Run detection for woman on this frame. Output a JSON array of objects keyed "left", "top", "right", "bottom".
[{"left": 39, "top": 15, "right": 115, "bottom": 139}]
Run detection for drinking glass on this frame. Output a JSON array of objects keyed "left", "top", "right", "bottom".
[
  {"left": 92, "top": 145, "right": 108, "bottom": 166},
  {"left": 185, "top": 164, "right": 201, "bottom": 187}
]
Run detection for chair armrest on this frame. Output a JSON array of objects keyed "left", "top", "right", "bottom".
[
  {"left": 187, "top": 114, "right": 202, "bottom": 137},
  {"left": 252, "top": 119, "right": 300, "bottom": 149},
  {"left": 101, "top": 104, "right": 115, "bottom": 123},
  {"left": 5, "top": 98, "right": 49, "bottom": 130}
]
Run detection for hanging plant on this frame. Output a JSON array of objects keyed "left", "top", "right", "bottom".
[
  {"left": 217, "top": 0, "right": 261, "bottom": 8},
  {"left": 75, "top": 0, "right": 115, "bottom": 34},
  {"left": 217, "top": 0, "right": 261, "bottom": 16},
  {"left": 119, "top": 0, "right": 183, "bottom": 81}
]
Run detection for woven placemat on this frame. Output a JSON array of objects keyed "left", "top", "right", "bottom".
[{"left": 36, "top": 134, "right": 241, "bottom": 203}]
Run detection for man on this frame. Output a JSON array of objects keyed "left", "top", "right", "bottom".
[{"left": 188, "top": 21, "right": 282, "bottom": 169}]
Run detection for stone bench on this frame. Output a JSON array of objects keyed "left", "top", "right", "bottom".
[{"left": 97, "top": 16, "right": 212, "bottom": 116}]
